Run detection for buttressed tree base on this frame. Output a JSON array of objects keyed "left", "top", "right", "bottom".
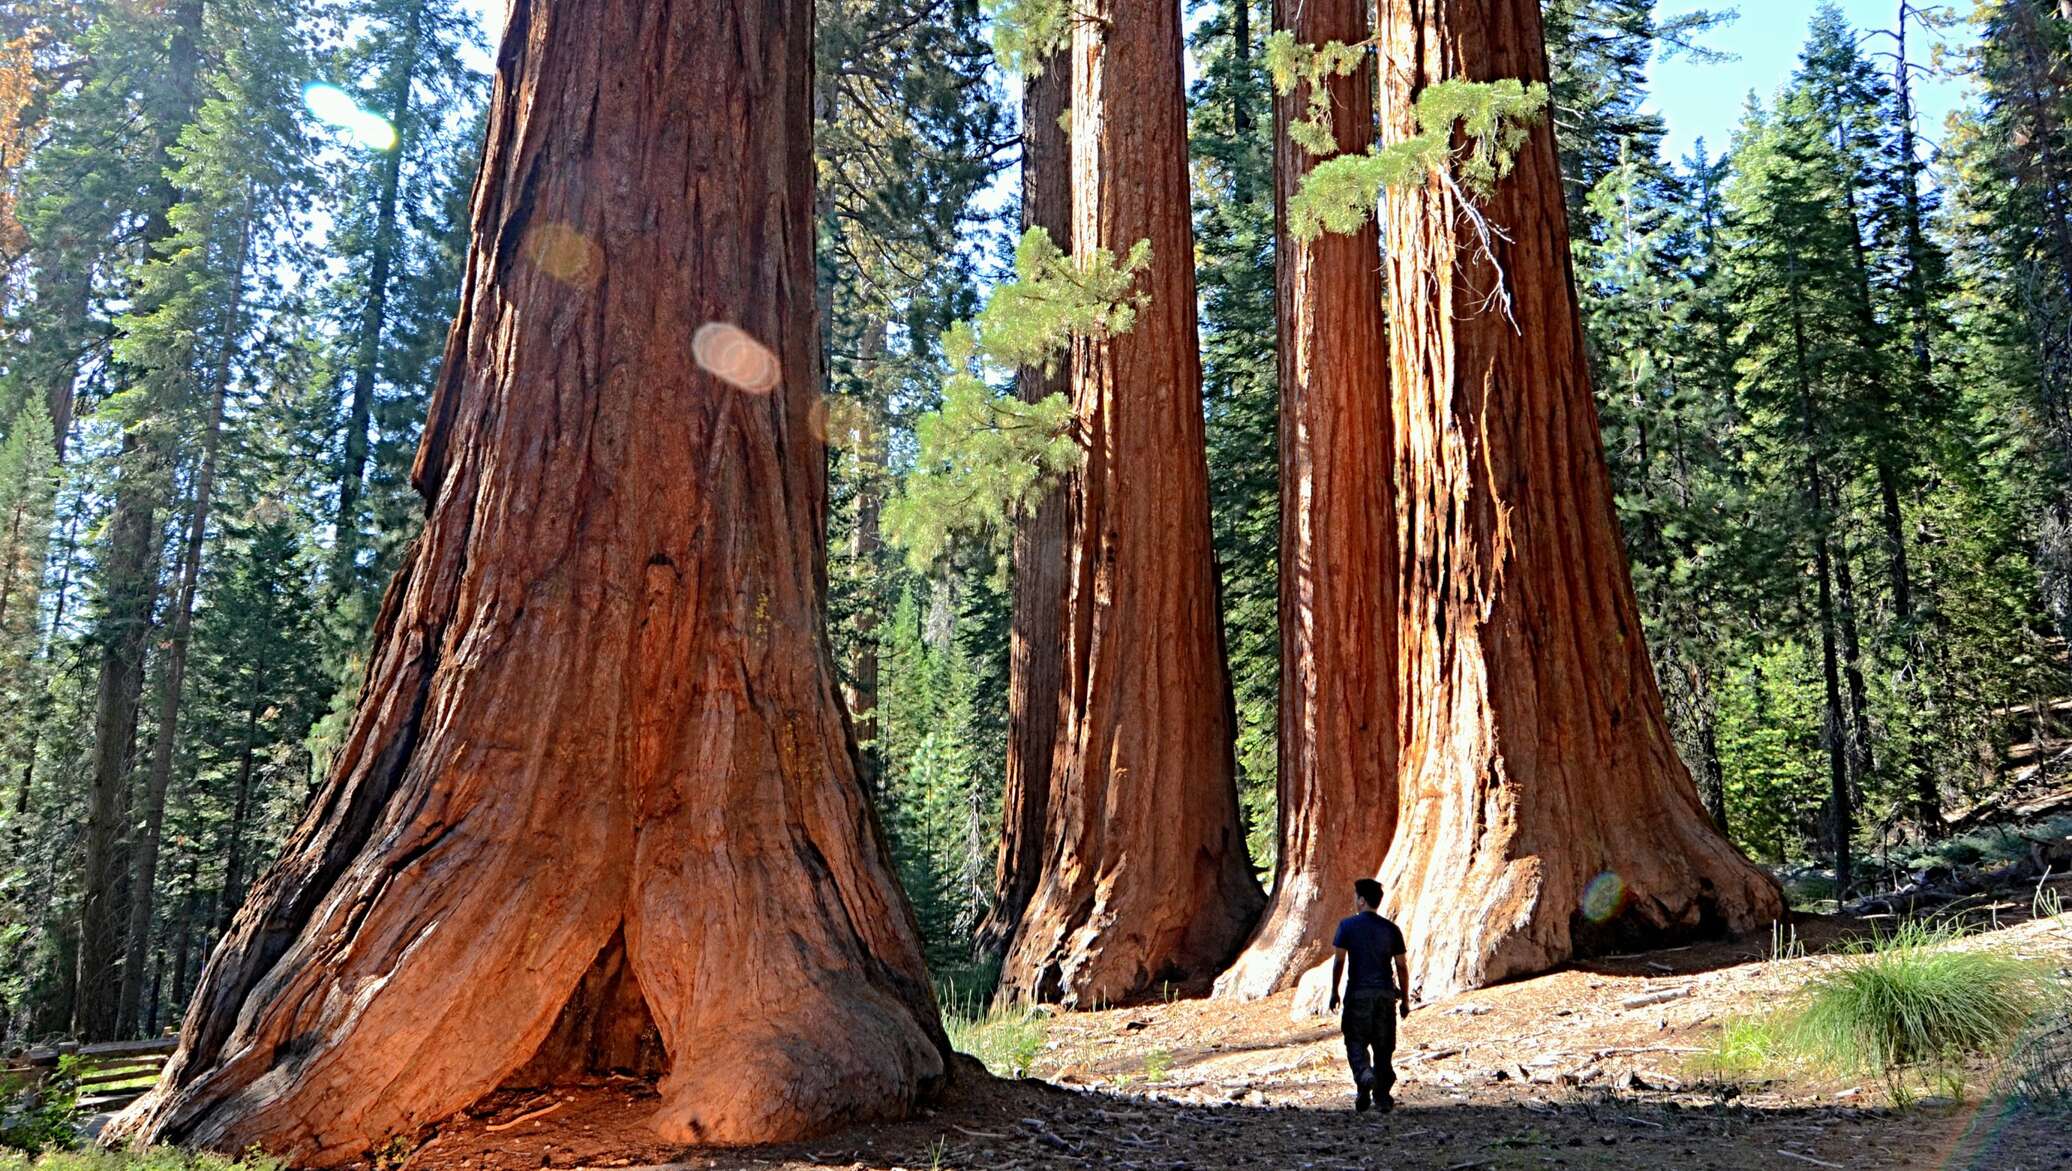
[
  {"left": 1376, "top": 0, "right": 1784, "bottom": 1000},
  {"left": 997, "top": 0, "right": 1264, "bottom": 1009},
  {"left": 107, "top": 0, "right": 947, "bottom": 1163},
  {"left": 1214, "top": 0, "right": 1397, "bottom": 1005}
]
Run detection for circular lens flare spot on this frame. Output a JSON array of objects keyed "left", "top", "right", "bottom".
[
  {"left": 349, "top": 110, "right": 398, "bottom": 151},
  {"left": 693, "top": 323, "right": 781, "bottom": 393},
  {"left": 1582, "top": 870, "right": 1627, "bottom": 924},
  {"left": 302, "top": 83, "right": 359, "bottom": 125},
  {"left": 812, "top": 394, "right": 872, "bottom": 448},
  {"left": 524, "top": 223, "right": 603, "bottom": 289}
]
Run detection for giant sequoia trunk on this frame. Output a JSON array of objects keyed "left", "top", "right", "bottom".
[
  {"left": 1214, "top": 0, "right": 1395, "bottom": 1003},
  {"left": 998, "top": 0, "right": 1263, "bottom": 1006},
  {"left": 110, "top": 0, "right": 946, "bottom": 1161},
  {"left": 978, "top": 59, "right": 1073, "bottom": 958},
  {"left": 1375, "top": 0, "right": 1781, "bottom": 998}
]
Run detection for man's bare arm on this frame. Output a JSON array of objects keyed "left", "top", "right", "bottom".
[
  {"left": 1395, "top": 952, "right": 1412, "bottom": 1017},
  {"left": 1328, "top": 948, "right": 1347, "bottom": 1009}
]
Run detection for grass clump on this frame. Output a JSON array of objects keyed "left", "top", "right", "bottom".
[
  {"left": 944, "top": 1005, "right": 1048, "bottom": 1079},
  {"left": 1791, "top": 922, "right": 2055, "bottom": 1079},
  {"left": 1690, "top": 1014, "right": 1786, "bottom": 1083},
  {"left": 1693, "top": 921, "right": 2060, "bottom": 1103}
]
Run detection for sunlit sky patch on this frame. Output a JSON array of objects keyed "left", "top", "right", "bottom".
[{"left": 302, "top": 82, "right": 398, "bottom": 152}]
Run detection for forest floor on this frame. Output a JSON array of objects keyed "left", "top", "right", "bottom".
[{"left": 398, "top": 880, "right": 2072, "bottom": 1171}]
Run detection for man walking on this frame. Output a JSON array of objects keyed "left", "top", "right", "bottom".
[{"left": 1327, "top": 878, "right": 1411, "bottom": 1112}]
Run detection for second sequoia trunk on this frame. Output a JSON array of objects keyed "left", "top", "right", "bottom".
[
  {"left": 108, "top": 0, "right": 946, "bottom": 1162},
  {"left": 979, "top": 58, "right": 1073, "bottom": 958},
  {"left": 1214, "top": 0, "right": 1396, "bottom": 1003},
  {"left": 1376, "top": 0, "right": 1782, "bottom": 998},
  {"left": 998, "top": 0, "right": 1262, "bottom": 1007}
]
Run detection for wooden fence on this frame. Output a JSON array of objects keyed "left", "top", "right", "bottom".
[{"left": 2, "top": 1036, "right": 177, "bottom": 1114}]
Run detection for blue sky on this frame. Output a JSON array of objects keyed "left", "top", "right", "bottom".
[
  {"left": 1648, "top": 1, "right": 1979, "bottom": 162},
  {"left": 455, "top": 0, "right": 1982, "bottom": 169}
]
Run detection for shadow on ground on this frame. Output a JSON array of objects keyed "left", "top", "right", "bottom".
[{"left": 399, "top": 1059, "right": 2070, "bottom": 1171}]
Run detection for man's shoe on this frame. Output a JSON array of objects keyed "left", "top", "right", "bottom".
[
  {"left": 1375, "top": 1090, "right": 1395, "bottom": 1114},
  {"left": 1355, "top": 1083, "right": 1372, "bottom": 1112}
]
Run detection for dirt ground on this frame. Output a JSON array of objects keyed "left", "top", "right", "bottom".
[{"left": 399, "top": 889, "right": 2072, "bottom": 1171}]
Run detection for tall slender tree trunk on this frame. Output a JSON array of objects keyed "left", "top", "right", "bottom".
[
  {"left": 118, "top": 209, "right": 250, "bottom": 1037},
  {"left": 76, "top": 0, "right": 205, "bottom": 1042},
  {"left": 1830, "top": 508, "right": 1877, "bottom": 815},
  {"left": 1684, "top": 661, "right": 1730, "bottom": 833},
  {"left": 1216, "top": 0, "right": 1394, "bottom": 1004},
  {"left": 1231, "top": 0, "right": 1254, "bottom": 206},
  {"left": 112, "top": 0, "right": 944, "bottom": 1159},
  {"left": 335, "top": 0, "right": 424, "bottom": 583},
  {"left": 1373, "top": 0, "right": 1781, "bottom": 998},
  {"left": 1788, "top": 264, "right": 1856, "bottom": 897},
  {"left": 1891, "top": 5, "right": 1944, "bottom": 835},
  {"left": 842, "top": 319, "right": 887, "bottom": 792},
  {"left": 998, "top": 0, "right": 1263, "bottom": 1007},
  {"left": 978, "top": 57, "right": 1073, "bottom": 959},
  {"left": 76, "top": 430, "right": 167, "bottom": 1040},
  {"left": 215, "top": 700, "right": 260, "bottom": 935}
]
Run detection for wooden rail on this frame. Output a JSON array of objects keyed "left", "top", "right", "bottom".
[{"left": 2, "top": 1036, "right": 177, "bottom": 1113}]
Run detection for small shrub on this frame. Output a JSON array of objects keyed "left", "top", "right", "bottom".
[
  {"left": 1789, "top": 922, "right": 2054, "bottom": 1080},
  {"left": 945, "top": 1006, "right": 1047, "bottom": 1078},
  {"left": 1, "top": 1059, "right": 81, "bottom": 1154},
  {"left": 1782, "top": 873, "right": 1836, "bottom": 911}
]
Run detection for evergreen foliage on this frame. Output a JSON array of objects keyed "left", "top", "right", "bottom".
[{"left": 0, "top": 0, "right": 2067, "bottom": 1046}]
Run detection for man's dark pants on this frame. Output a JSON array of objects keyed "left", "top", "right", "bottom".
[{"left": 1342, "top": 988, "right": 1397, "bottom": 1094}]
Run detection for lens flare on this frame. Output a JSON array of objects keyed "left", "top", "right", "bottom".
[
  {"left": 1582, "top": 870, "right": 1627, "bottom": 924},
  {"left": 302, "top": 83, "right": 359, "bottom": 125},
  {"left": 524, "top": 223, "right": 603, "bottom": 289},
  {"left": 302, "top": 83, "right": 398, "bottom": 152},
  {"left": 811, "top": 394, "right": 872, "bottom": 447},
  {"left": 693, "top": 323, "right": 782, "bottom": 393},
  {"left": 348, "top": 111, "right": 398, "bottom": 151}
]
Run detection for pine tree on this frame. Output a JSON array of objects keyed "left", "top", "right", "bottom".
[
  {"left": 0, "top": 398, "right": 56, "bottom": 795},
  {"left": 108, "top": 0, "right": 322, "bottom": 1034},
  {"left": 328, "top": 0, "right": 481, "bottom": 592}
]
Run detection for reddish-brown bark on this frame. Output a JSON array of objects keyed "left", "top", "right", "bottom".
[
  {"left": 108, "top": 0, "right": 946, "bottom": 1161},
  {"left": 1215, "top": 0, "right": 1396, "bottom": 1003},
  {"left": 997, "top": 0, "right": 1263, "bottom": 1007},
  {"left": 1374, "top": 0, "right": 1782, "bottom": 999},
  {"left": 979, "top": 59, "right": 1074, "bottom": 958}
]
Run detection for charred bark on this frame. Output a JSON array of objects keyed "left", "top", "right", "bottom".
[
  {"left": 1374, "top": 0, "right": 1782, "bottom": 999},
  {"left": 1215, "top": 0, "right": 1395, "bottom": 1003},
  {"left": 998, "top": 0, "right": 1263, "bottom": 1006},
  {"left": 111, "top": 0, "right": 945, "bottom": 1160},
  {"left": 978, "top": 57, "right": 1073, "bottom": 959}
]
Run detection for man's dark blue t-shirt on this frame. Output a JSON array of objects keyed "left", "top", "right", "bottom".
[{"left": 1333, "top": 911, "right": 1407, "bottom": 993}]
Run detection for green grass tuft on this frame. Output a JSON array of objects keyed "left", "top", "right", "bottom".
[
  {"left": 1789, "top": 921, "right": 2055, "bottom": 1078},
  {"left": 944, "top": 1005, "right": 1048, "bottom": 1078},
  {"left": 1689, "top": 1014, "right": 1786, "bottom": 1083},
  {"left": 1693, "top": 920, "right": 2062, "bottom": 1102}
]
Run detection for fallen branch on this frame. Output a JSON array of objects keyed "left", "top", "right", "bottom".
[
  {"left": 484, "top": 1099, "right": 566, "bottom": 1133},
  {"left": 1620, "top": 987, "right": 1693, "bottom": 1009},
  {"left": 1775, "top": 1152, "right": 1844, "bottom": 1169}
]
